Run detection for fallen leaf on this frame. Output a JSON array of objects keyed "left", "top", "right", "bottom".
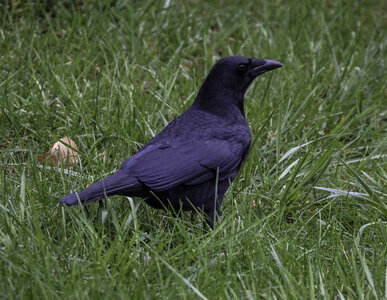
[{"left": 38, "top": 137, "right": 79, "bottom": 168}]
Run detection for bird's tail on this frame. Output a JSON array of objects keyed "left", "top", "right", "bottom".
[{"left": 60, "top": 169, "right": 142, "bottom": 205}]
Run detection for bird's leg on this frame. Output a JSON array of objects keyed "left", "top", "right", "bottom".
[
  {"left": 170, "top": 208, "right": 181, "bottom": 220},
  {"left": 98, "top": 199, "right": 105, "bottom": 209},
  {"left": 190, "top": 211, "right": 195, "bottom": 224},
  {"left": 203, "top": 218, "right": 214, "bottom": 231},
  {"left": 84, "top": 205, "right": 90, "bottom": 218},
  {"left": 204, "top": 208, "right": 215, "bottom": 230},
  {"left": 168, "top": 201, "right": 185, "bottom": 226}
]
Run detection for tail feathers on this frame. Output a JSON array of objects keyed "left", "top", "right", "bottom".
[{"left": 60, "top": 170, "right": 142, "bottom": 206}]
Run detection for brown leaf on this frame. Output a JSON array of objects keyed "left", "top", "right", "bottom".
[{"left": 38, "top": 137, "right": 79, "bottom": 167}]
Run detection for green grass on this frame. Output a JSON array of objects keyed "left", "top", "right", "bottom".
[{"left": 1, "top": 0, "right": 386, "bottom": 298}]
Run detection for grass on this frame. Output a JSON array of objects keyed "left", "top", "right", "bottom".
[{"left": 0, "top": 0, "right": 386, "bottom": 298}]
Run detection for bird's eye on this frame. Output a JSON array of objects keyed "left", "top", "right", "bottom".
[{"left": 238, "top": 64, "right": 248, "bottom": 72}]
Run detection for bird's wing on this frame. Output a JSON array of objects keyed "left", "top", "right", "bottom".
[{"left": 121, "top": 138, "right": 248, "bottom": 191}]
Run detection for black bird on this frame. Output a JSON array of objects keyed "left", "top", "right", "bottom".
[{"left": 60, "top": 56, "right": 282, "bottom": 229}]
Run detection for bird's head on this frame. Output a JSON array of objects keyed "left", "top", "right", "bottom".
[
  {"left": 195, "top": 56, "right": 282, "bottom": 114},
  {"left": 211, "top": 56, "right": 282, "bottom": 93}
]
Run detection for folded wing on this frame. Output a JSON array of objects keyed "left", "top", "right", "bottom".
[{"left": 122, "top": 137, "right": 249, "bottom": 191}]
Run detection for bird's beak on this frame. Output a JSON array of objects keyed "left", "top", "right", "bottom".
[{"left": 249, "top": 59, "right": 282, "bottom": 77}]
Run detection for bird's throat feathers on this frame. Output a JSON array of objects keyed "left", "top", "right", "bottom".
[{"left": 193, "top": 79, "right": 246, "bottom": 117}]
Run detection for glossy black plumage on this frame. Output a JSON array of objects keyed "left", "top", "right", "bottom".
[{"left": 60, "top": 56, "right": 282, "bottom": 228}]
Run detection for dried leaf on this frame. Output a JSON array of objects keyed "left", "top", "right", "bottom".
[{"left": 38, "top": 137, "right": 79, "bottom": 168}]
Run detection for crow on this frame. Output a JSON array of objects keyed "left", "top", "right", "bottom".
[{"left": 60, "top": 56, "right": 282, "bottom": 229}]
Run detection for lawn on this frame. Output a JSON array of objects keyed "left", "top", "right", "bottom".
[{"left": 0, "top": 0, "right": 386, "bottom": 298}]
